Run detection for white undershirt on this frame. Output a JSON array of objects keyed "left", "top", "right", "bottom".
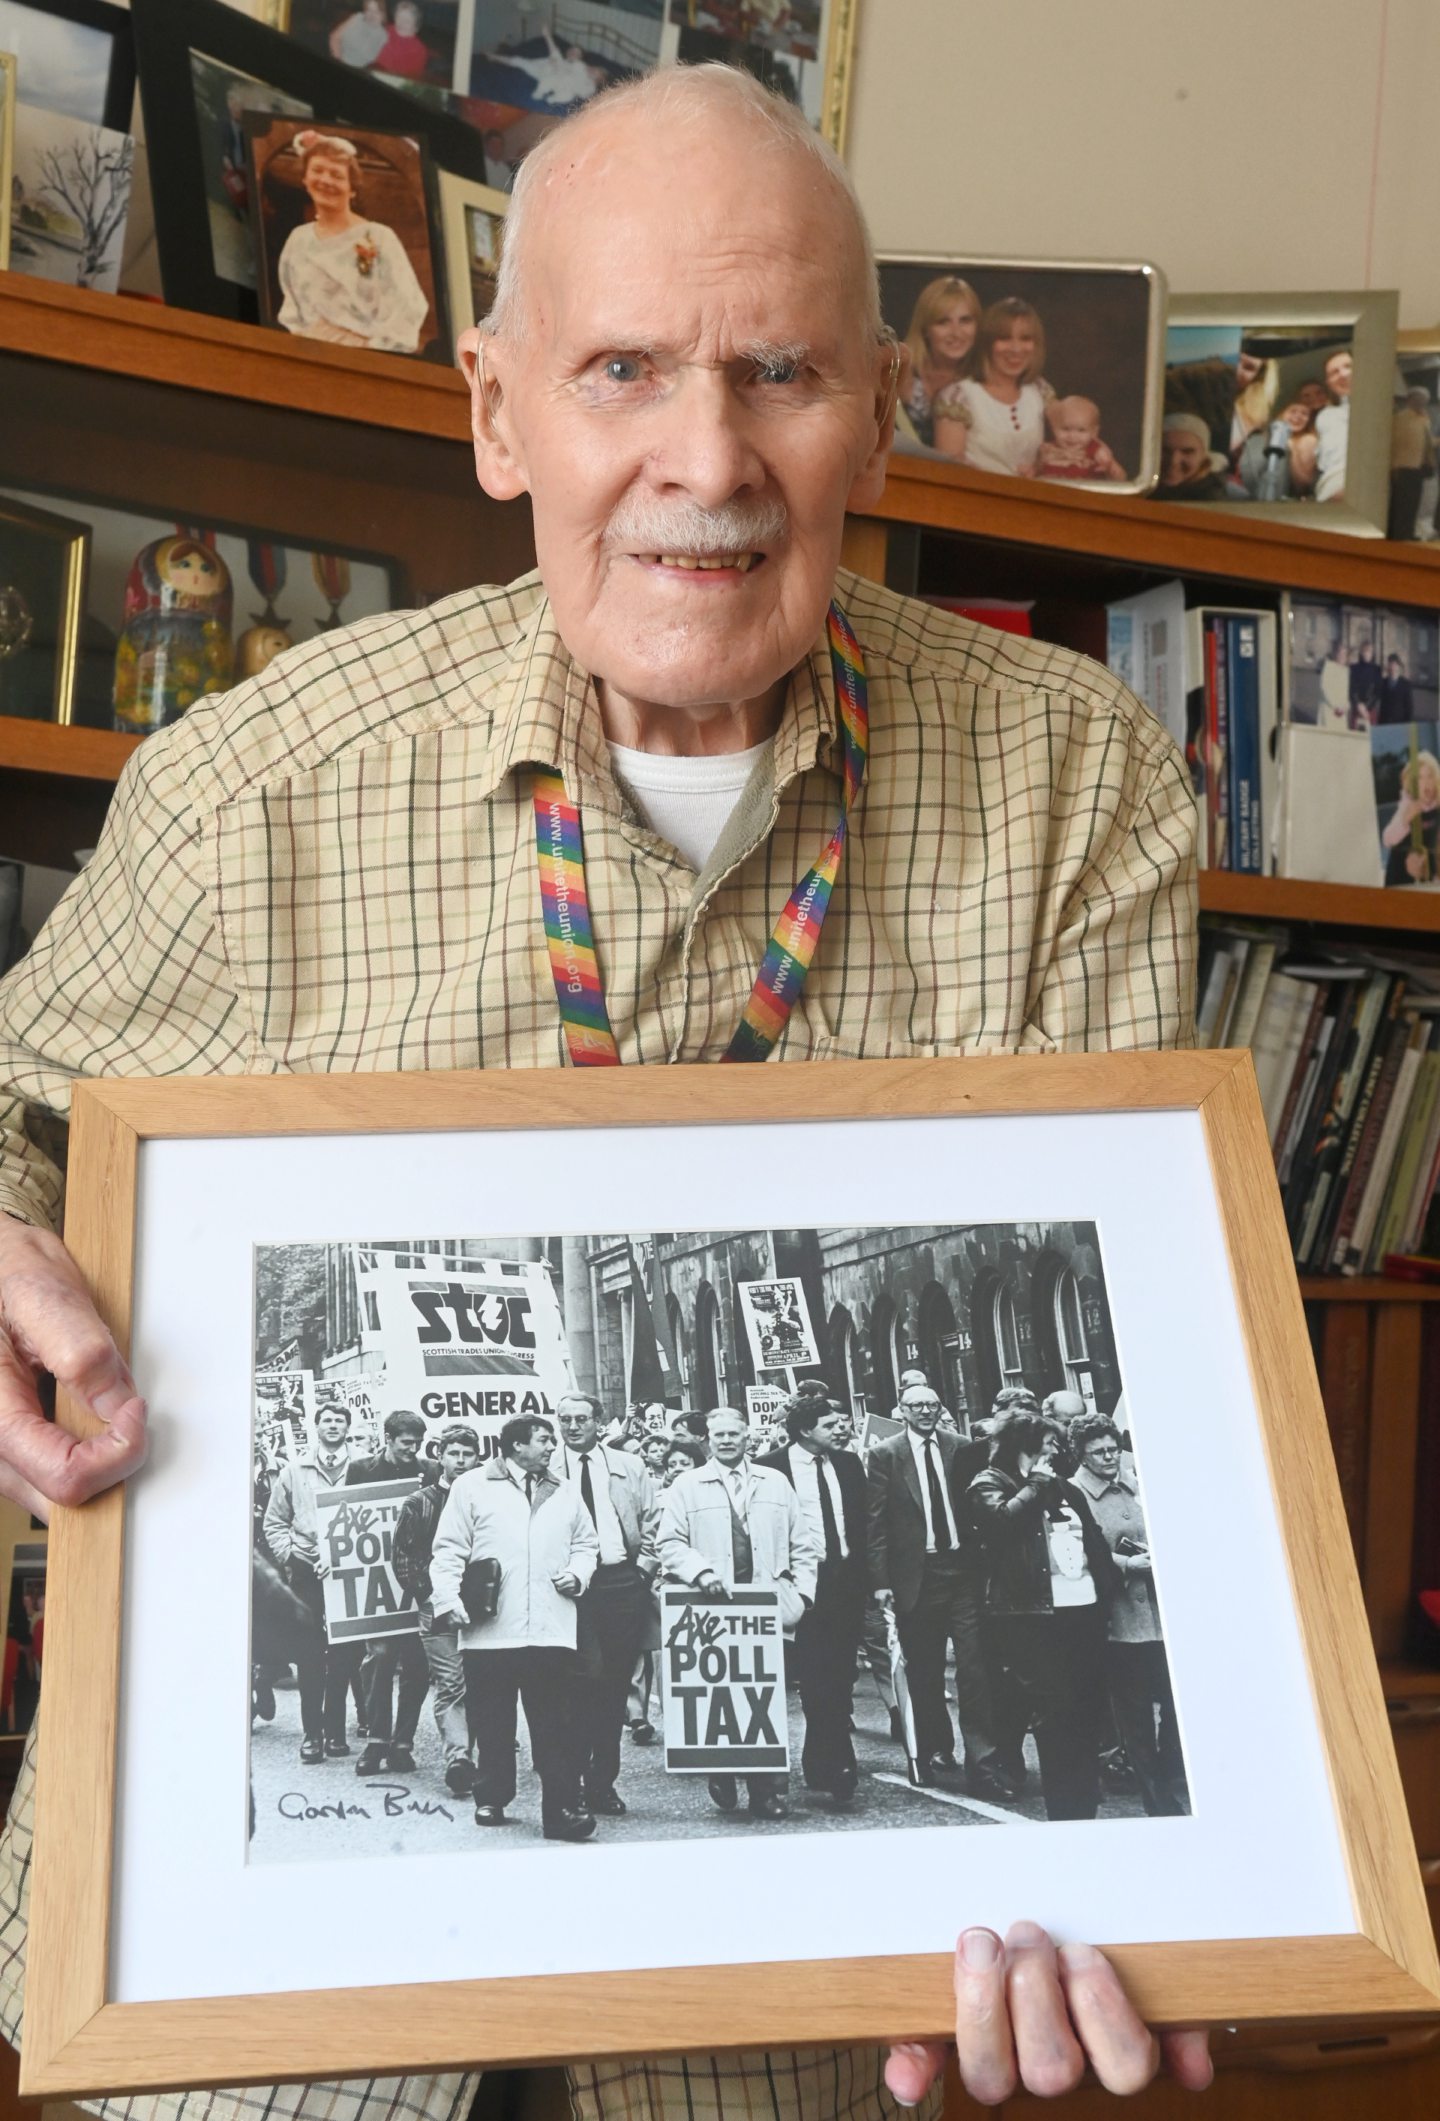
[{"left": 607, "top": 739, "right": 771, "bottom": 872}]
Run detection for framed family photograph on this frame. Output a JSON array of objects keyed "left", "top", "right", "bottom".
[
  {"left": 437, "top": 166, "right": 505, "bottom": 334},
  {"left": 20, "top": 1057, "right": 1440, "bottom": 2095},
  {"left": 878, "top": 254, "right": 1166, "bottom": 497},
  {"left": 0, "top": 0, "right": 136, "bottom": 131},
  {"left": 276, "top": 0, "right": 462, "bottom": 91},
  {"left": 1389, "top": 329, "right": 1440, "bottom": 544},
  {"left": 132, "top": 0, "right": 491, "bottom": 325},
  {"left": 1162, "top": 291, "right": 1398, "bottom": 536},
  {"left": 0, "top": 493, "right": 88, "bottom": 724},
  {"left": 244, "top": 113, "right": 445, "bottom": 359}
]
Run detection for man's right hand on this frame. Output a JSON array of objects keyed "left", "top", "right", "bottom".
[{"left": 0, "top": 1217, "right": 148, "bottom": 1519}]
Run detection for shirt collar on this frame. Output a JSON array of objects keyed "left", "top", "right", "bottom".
[
  {"left": 1074, "top": 1463, "right": 1133, "bottom": 1498},
  {"left": 478, "top": 574, "right": 842, "bottom": 811}
]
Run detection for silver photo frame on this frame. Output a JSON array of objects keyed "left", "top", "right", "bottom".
[{"left": 1163, "top": 290, "right": 1398, "bottom": 538}]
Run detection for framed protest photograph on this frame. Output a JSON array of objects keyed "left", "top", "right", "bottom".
[
  {"left": 244, "top": 112, "right": 446, "bottom": 359},
  {"left": 437, "top": 166, "right": 505, "bottom": 334},
  {"left": 0, "top": 493, "right": 88, "bottom": 724},
  {"left": 21, "top": 1056, "right": 1440, "bottom": 2095},
  {"left": 0, "top": 0, "right": 136, "bottom": 131},
  {"left": 1162, "top": 292, "right": 1397, "bottom": 536},
  {"left": 132, "top": 0, "right": 492, "bottom": 324},
  {"left": 878, "top": 254, "right": 1166, "bottom": 497}
]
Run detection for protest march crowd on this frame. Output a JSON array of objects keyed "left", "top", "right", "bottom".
[{"left": 253, "top": 1372, "right": 1187, "bottom": 1844}]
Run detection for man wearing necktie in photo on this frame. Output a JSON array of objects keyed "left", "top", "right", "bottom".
[
  {"left": 555, "top": 1391, "right": 661, "bottom": 1815},
  {"left": 758, "top": 1383, "right": 867, "bottom": 1804},
  {"left": 659, "top": 1406, "right": 818, "bottom": 1819},
  {"left": 867, "top": 1383, "right": 1013, "bottom": 1799}
]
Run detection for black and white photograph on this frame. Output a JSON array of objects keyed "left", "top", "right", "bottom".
[
  {"left": 249, "top": 1220, "right": 1191, "bottom": 1866},
  {"left": 244, "top": 113, "right": 444, "bottom": 358},
  {"left": 879, "top": 256, "right": 1163, "bottom": 496}
]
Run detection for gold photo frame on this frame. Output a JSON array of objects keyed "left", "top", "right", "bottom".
[
  {"left": 21, "top": 1055, "right": 1440, "bottom": 2097},
  {"left": 0, "top": 53, "right": 14, "bottom": 273}
]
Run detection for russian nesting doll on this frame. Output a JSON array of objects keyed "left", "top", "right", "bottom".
[{"left": 112, "top": 535, "right": 234, "bottom": 734}]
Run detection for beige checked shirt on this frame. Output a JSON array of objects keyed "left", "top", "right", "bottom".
[{"left": 0, "top": 565, "right": 1196, "bottom": 2121}]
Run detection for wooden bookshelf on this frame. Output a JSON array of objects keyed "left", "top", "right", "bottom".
[
  {"left": 0, "top": 721, "right": 138, "bottom": 783},
  {"left": 0, "top": 276, "right": 471, "bottom": 444},
  {"left": 1199, "top": 873, "right": 1440, "bottom": 934}
]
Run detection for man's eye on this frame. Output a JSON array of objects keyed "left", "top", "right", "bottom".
[
  {"left": 755, "top": 360, "right": 799, "bottom": 385},
  {"left": 601, "top": 355, "right": 643, "bottom": 384}
]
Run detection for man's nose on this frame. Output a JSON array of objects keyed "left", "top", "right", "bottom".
[{"left": 650, "top": 368, "right": 764, "bottom": 508}]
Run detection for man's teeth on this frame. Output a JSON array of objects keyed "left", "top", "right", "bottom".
[{"left": 650, "top": 552, "right": 757, "bottom": 572}]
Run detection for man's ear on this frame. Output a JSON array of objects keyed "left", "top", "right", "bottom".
[
  {"left": 456, "top": 325, "right": 529, "bottom": 502},
  {"left": 845, "top": 335, "right": 899, "bottom": 513}
]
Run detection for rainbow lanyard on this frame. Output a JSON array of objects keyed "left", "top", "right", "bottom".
[{"left": 533, "top": 599, "right": 867, "bottom": 1066}]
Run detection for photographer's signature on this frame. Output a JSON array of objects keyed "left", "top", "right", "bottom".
[{"left": 278, "top": 1783, "right": 454, "bottom": 1825}]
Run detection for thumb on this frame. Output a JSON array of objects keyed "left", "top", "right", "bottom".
[{"left": 884, "top": 2041, "right": 948, "bottom": 2109}]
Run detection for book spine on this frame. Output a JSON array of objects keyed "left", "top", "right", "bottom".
[
  {"left": 1205, "top": 616, "right": 1230, "bottom": 870},
  {"left": 1228, "top": 616, "right": 1262, "bottom": 875},
  {"left": 1272, "top": 984, "right": 1329, "bottom": 1177},
  {"left": 1330, "top": 985, "right": 1410, "bottom": 1269}
]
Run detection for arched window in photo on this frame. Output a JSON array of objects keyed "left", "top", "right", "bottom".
[
  {"left": 917, "top": 1279, "right": 969, "bottom": 1426},
  {"left": 693, "top": 1281, "right": 723, "bottom": 1409},
  {"left": 1054, "top": 1266, "right": 1097, "bottom": 1409},
  {"left": 993, "top": 1279, "right": 1026, "bottom": 1392},
  {"left": 666, "top": 1292, "right": 690, "bottom": 1394},
  {"left": 826, "top": 1303, "right": 860, "bottom": 1414}
]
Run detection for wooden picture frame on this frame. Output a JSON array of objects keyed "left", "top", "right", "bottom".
[
  {"left": 436, "top": 167, "right": 506, "bottom": 338},
  {"left": 22, "top": 1055, "right": 1440, "bottom": 2098},
  {"left": 0, "top": 491, "right": 88, "bottom": 723}
]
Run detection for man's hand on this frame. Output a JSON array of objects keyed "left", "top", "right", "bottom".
[
  {"left": 0, "top": 1217, "right": 148, "bottom": 1519},
  {"left": 552, "top": 1571, "right": 582, "bottom": 1598},
  {"left": 872, "top": 1587, "right": 895, "bottom": 1612},
  {"left": 884, "top": 1923, "right": 1213, "bottom": 2108},
  {"left": 431, "top": 1604, "right": 467, "bottom": 1631}
]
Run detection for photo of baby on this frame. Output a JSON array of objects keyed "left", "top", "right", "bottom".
[{"left": 878, "top": 256, "right": 1162, "bottom": 498}]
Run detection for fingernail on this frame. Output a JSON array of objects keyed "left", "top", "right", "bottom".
[
  {"left": 960, "top": 1927, "right": 1000, "bottom": 1969},
  {"left": 1058, "top": 1942, "right": 1100, "bottom": 1975},
  {"left": 890, "top": 2043, "right": 929, "bottom": 2062},
  {"left": 1005, "top": 1919, "right": 1049, "bottom": 1950}
]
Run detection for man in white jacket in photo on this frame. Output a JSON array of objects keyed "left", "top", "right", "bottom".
[{"left": 429, "top": 1413, "right": 599, "bottom": 1840}]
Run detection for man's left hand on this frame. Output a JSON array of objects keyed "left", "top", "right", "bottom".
[
  {"left": 552, "top": 1571, "right": 582, "bottom": 1598},
  {"left": 884, "top": 1923, "right": 1213, "bottom": 2108}
]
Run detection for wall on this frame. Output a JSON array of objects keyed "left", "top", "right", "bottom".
[{"left": 846, "top": 0, "right": 1440, "bottom": 328}]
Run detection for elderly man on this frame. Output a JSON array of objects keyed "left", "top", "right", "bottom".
[
  {"left": 554, "top": 1389, "right": 660, "bottom": 1814},
  {"left": 659, "top": 1405, "right": 818, "bottom": 1819},
  {"left": 0, "top": 59, "right": 1207, "bottom": 2121},
  {"left": 429, "top": 1413, "right": 599, "bottom": 1839},
  {"left": 868, "top": 1380, "right": 1002, "bottom": 1795}
]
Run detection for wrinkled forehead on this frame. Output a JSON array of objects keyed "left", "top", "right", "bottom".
[{"left": 523, "top": 121, "right": 868, "bottom": 361}]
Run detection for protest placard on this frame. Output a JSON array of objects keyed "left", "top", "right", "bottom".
[
  {"left": 659, "top": 1588, "right": 789, "bottom": 1774},
  {"left": 314, "top": 1477, "right": 420, "bottom": 1644},
  {"left": 351, "top": 1250, "right": 575, "bottom": 1467},
  {"left": 744, "top": 1384, "right": 787, "bottom": 1425},
  {"left": 736, "top": 1275, "right": 819, "bottom": 1374}
]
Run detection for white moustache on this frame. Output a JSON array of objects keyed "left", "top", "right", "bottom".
[{"left": 604, "top": 497, "right": 788, "bottom": 556}]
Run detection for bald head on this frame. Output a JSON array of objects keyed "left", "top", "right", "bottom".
[{"left": 488, "top": 63, "right": 881, "bottom": 354}]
